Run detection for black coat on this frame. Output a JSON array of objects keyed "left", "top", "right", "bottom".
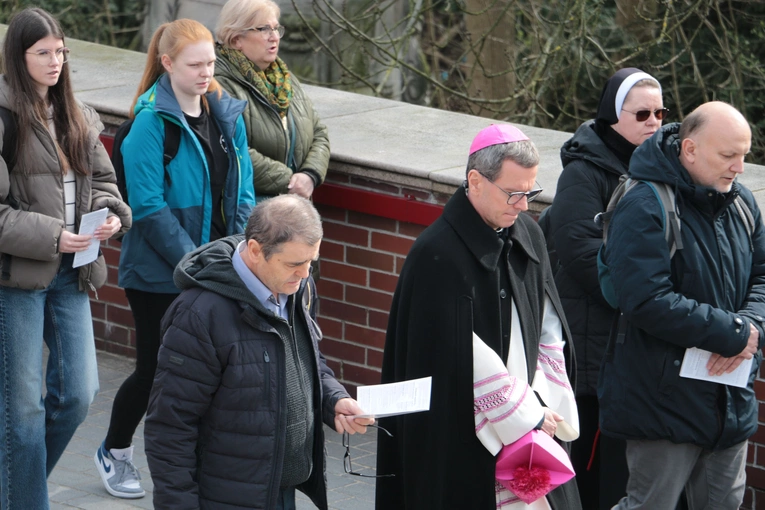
[
  {"left": 376, "top": 187, "right": 580, "bottom": 510},
  {"left": 548, "top": 120, "right": 627, "bottom": 396},
  {"left": 599, "top": 123, "right": 765, "bottom": 448},
  {"left": 144, "top": 237, "right": 349, "bottom": 509}
]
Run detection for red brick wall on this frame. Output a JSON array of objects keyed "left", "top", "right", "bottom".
[
  {"left": 312, "top": 203, "right": 426, "bottom": 394},
  {"left": 91, "top": 238, "right": 136, "bottom": 357},
  {"left": 88, "top": 162, "right": 450, "bottom": 393}
]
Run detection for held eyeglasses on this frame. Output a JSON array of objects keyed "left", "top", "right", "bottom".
[
  {"left": 26, "top": 47, "right": 70, "bottom": 65},
  {"left": 249, "top": 25, "right": 285, "bottom": 38},
  {"left": 343, "top": 424, "right": 395, "bottom": 478},
  {"left": 621, "top": 108, "right": 669, "bottom": 122}
]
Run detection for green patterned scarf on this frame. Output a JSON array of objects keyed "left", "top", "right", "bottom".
[{"left": 218, "top": 44, "right": 292, "bottom": 118}]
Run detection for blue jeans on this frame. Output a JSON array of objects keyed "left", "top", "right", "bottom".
[
  {"left": 0, "top": 255, "right": 99, "bottom": 509},
  {"left": 275, "top": 487, "right": 296, "bottom": 510}
]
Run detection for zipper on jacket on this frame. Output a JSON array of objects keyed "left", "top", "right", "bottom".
[{"left": 263, "top": 348, "right": 271, "bottom": 398}]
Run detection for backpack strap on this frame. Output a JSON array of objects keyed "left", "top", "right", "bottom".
[
  {"left": 597, "top": 174, "right": 633, "bottom": 248},
  {"left": 647, "top": 181, "right": 683, "bottom": 258},
  {"left": 162, "top": 119, "right": 181, "bottom": 186},
  {"left": 733, "top": 195, "right": 755, "bottom": 252}
]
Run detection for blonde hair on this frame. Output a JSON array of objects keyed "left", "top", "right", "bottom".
[
  {"left": 631, "top": 78, "right": 661, "bottom": 91},
  {"left": 216, "top": 0, "right": 280, "bottom": 48},
  {"left": 130, "top": 19, "right": 222, "bottom": 118}
]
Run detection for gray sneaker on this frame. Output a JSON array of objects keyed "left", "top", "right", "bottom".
[{"left": 94, "top": 442, "right": 146, "bottom": 499}]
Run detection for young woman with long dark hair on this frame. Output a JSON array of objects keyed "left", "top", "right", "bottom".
[{"left": 0, "top": 7, "right": 131, "bottom": 508}]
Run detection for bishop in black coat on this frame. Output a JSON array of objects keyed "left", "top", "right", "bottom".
[{"left": 376, "top": 174, "right": 581, "bottom": 509}]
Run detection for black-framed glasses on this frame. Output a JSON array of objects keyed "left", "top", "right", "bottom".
[
  {"left": 249, "top": 25, "right": 285, "bottom": 38},
  {"left": 26, "top": 47, "right": 69, "bottom": 65},
  {"left": 621, "top": 108, "right": 669, "bottom": 122},
  {"left": 343, "top": 424, "right": 395, "bottom": 478},
  {"left": 482, "top": 176, "right": 543, "bottom": 205}
]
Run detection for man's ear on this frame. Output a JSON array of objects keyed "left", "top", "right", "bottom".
[
  {"left": 467, "top": 168, "right": 482, "bottom": 191},
  {"left": 680, "top": 137, "right": 697, "bottom": 164},
  {"left": 247, "top": 239, "right": 263, "bottom": 261}
]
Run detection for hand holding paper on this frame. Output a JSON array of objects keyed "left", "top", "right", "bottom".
[
  {"left": 72, "top": 208, "right": 109, "bottom": 268},
  {"left": 334, "top": 398, "right": 374, "bottom": 435},
  {"left": 354, "top": 376, "right": 432, "bottom": 419},
  {"left": 680, "top": 347, "right": 753, "bottom": 388}
]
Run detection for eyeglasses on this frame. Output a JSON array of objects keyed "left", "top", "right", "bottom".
[
  {"left": 26, "top": 47, "right": 70, "bottom": 65},
  {"left": 621, "top": 108, "right": 669, "bottom": 122},
  {"left": 343, "top": 424, "right": 395, "bottom": 478},
  {"left": 248, "top": 25, "right": 285, "bottom": 38},
  {"left": 482, "top": 175, "right": 543, "bottom": 205}
]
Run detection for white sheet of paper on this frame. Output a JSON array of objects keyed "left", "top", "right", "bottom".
[
  {"left": 679, "top": 347, "right": 753, "bottom": 389},
  {"left": 354, "top": 376, "right": 432, "bottom": 419},
  {"left": 72, "top": 208, "right": 109, "bottom": 268}
]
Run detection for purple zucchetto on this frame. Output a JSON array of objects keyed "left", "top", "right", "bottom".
[{"left": 469, "top": 124, "right": 530, "bottom": 155}]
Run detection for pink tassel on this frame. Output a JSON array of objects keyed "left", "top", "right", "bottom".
[{"left": 504, "top": 466, "right": 551, "bottom": 504}]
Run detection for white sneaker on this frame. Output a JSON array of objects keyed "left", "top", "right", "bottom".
[{"left": 94, "top": 442, "right": 146, "bottom": 499}]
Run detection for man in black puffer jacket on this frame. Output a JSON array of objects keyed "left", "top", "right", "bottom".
[
  {"left": 144, "top": 195, "right": 372, "bottom": 510},
  {"left": 599, "top": 102, "right": 765, "bottom": 509}
]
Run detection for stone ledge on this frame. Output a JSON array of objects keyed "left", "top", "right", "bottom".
[{"left": 2, "top": 24, "right": 763, "bottom": 207}]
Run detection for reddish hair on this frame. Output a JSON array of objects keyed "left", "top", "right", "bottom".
[{"left": 130, "top": 19, "right": 221, "bottom": 118}]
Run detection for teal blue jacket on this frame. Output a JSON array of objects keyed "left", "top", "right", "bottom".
[{"left": 118, "top": 74, "right": 255, "bottom": 293}]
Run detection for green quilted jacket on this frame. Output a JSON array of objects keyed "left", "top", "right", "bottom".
[{"left": 214, "top": 50, "right": 330, "bottom": 198}]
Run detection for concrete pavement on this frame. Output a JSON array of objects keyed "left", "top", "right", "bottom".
[{"left": 47, "top": 350, "right": 377, "bottom": 509}]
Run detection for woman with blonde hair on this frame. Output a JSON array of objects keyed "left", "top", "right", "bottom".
[
  {"left": 93, "top": 18, "right": 254, "bottom": 499},
  {"left": 0, "top": 7, "right": 131, "bottom": 508},
  {"left": 215, "top": 0, "right": 330, "bottom": 200}
]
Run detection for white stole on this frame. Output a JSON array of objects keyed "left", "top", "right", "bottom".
[{"left": 473, "top": 295, "right": 579, "bottom": 509}]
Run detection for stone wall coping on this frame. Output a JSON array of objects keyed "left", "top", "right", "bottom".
[{"left": 2, "top": 24, "right": 765, "bottom": 207}]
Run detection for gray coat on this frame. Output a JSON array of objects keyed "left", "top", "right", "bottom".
[{"left": 0, "top": 76, "right": 131, "bottom": 290}]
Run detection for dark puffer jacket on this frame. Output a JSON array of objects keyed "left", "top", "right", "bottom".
[
  {"left": 599, "top": 122, "right": 765, "bottom": 449},
  {"left": 144, "top": 236, "right": 349, "bottom": 509},
  {"left": 547, "top": 120, "right": 626, "bottom": 396}
]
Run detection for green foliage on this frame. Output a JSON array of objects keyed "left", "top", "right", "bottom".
[
  {"left": 0, "top": 0, "right": 145, "bottom": 50},
  {"left": 293, "top": 0, "right": 765, "bottom": 163}
]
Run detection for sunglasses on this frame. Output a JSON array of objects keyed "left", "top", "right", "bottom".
[
  {"left": 621, "top": 108, "right": 669, "bottom": 122},
  {"left": 343, "top": 424, "right": 395, "bottom": 478}
]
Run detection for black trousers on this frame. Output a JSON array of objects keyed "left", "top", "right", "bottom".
[
  {"left": 571, "top": 395, "right": 630, "bottom": 510},
  {"left": 104, "top": 288, "right": 178, "bottom": 450}
]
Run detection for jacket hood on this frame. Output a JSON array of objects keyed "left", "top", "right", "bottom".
[
  {"left": 628, "top": 122, "right": 689, "bottom": 188},
  {"left": 134, "top": 74, "right": 246, "bottom": 127},
  {"left": 560, "top": 120, "right": 627, "bottom": 177},
  {"left": 174, "top": 235, "right": 260, "bottom": 307}
]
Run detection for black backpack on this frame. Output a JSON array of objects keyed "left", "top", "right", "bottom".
[{"left": 112, "top": 116, "right": 181, "bottom": 205}]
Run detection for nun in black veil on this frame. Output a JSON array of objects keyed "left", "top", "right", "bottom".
[{"left": 544, "top": 68, "right": 667, "bottom": 510}]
